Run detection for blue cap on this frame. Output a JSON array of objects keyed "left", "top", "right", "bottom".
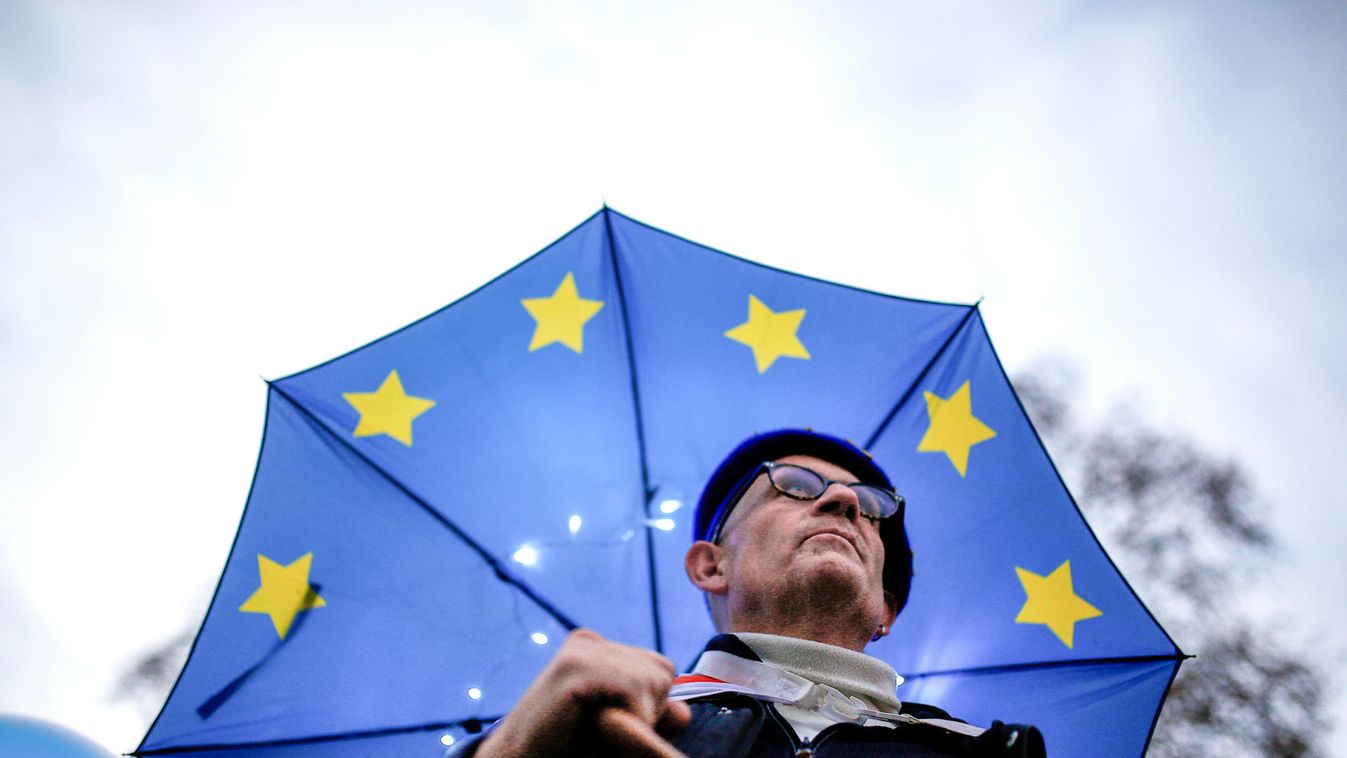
[{"left": 692, "top": 429, "right": 913, "bottom": 616}]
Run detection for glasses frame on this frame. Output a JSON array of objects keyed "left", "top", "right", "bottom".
[{"left": 710, "top": 461, "right": 906, "bottom": 544}]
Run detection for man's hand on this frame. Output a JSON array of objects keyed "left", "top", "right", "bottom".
[{"left": 474, "top": 629, "right": 691, "bottom": 757}]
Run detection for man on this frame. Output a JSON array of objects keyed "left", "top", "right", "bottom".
[{"left": 464, "top": 430, "right": 1044, "bottom": 757}]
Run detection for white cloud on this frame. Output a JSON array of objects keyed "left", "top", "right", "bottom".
[{"left": 2, "top": 0, "right": 1344, "bottom": 751}]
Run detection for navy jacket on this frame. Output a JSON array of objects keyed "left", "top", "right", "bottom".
[
  {"left": 671, "top": 692, "right": 1043, "bottom": 757},
  {"left": 668, "top": 635, "right": 1044, "bottom": 757}
]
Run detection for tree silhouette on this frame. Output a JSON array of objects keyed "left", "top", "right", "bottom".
[{"left": 1014, "top": 360, "right": 1329, "bottom": 757}]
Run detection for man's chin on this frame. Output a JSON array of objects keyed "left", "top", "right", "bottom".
[{"left": 787, "top": 550, "right": 870, "bottom": 595}]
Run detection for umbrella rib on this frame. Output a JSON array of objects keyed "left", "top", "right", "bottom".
[
  {"left": 128, "top": 715, "right": 504, "bottom": 755},
  {"left": 1139, "top": 653, "right": 1185, "bottom": 757},
  {"left": 899, "top": 652, "right": 1190, "bottom": 681},
  {"left": 975, "top": 329, "right": 1188, "bottom": 657},
  {"left": 136, "top": 391, "right": 285, "bottom": 754},
  {"left": 267, "top": 383, "right": 579, "bottom": 632},
  {"left": 863, "top": 305, "right": 980, "bottom": 450},
  {"left": 602, "top": 206, "right": 664, "bottom": 654}
]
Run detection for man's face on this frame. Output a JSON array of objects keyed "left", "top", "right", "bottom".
[{"left": 714, "top": 454, "right": 890, "bottom": 626}]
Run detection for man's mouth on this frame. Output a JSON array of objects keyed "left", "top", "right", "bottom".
[{"left": 804, "top": 528, "right": 859, "bottom": 555}]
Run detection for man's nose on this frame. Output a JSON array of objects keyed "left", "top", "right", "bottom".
[{"left": 814, "top": 483, "right": 860, "bottom": 521}]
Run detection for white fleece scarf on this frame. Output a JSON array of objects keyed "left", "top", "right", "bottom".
[{"left": 718, "top": 633, "right": 903, "bottom": 741}]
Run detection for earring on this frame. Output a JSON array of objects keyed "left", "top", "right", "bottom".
[{"left": 870, "top": 625, "right": 887, "bottom": 642}]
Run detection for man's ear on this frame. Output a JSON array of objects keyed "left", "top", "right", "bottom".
[
  {"left": 882, "top": 590, "right": 899, "bottom": 629},
  {"left": 685, "top": 540, "right": 729, "bottom": 595}
]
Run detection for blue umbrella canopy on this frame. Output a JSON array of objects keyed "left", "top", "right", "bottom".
[{"left": 136, "top": 208, "right": 1183, "bottom": 757}]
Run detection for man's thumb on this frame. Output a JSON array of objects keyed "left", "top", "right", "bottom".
[{"left": 595, "top": 707, "right": 687, "bottom": 758}]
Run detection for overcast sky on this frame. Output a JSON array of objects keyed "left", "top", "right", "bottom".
[{"left": 2, "top": 1, "right": 1344, "bottom": 753}]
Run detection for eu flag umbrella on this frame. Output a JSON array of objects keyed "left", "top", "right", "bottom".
[{"left": 135, "top": 208, "right": 1184, "bottom": 757}]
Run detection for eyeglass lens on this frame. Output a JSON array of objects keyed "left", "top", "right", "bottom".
[{"left": 766, "top": 463, "right": 898, "bottom": 519}]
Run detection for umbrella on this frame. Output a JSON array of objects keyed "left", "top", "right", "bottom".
[{"left": 134, "top": 208, "right": 1184, "bottom": 757}]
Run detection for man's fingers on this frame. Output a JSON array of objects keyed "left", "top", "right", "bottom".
[{"left": 595, "top": 707, "right": 688, "bottom": 758}]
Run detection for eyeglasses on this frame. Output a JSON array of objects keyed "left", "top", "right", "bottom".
[{"left": 711, "top": 461, "right": 905, "bottom": 543}]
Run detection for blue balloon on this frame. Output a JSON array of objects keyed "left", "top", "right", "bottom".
[{"left": 0, "top": 715, "right": 115, "bottom": 758}]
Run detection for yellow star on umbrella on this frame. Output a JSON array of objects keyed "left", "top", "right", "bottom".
[
  {"left": 724, "top": 294, "right": 811, "bottom": 373},
  {"left": 521, "top": 272, "right": 605, "bottom": 353},
  {"left": 1015, "top": 560, "right": 1102, "bottom": 648},
  {"left": 342, "top": 369, "right": 436, "bottom": 446},
  {"left": 239, "top": 552, "right": 327, "bottom": 640},
  {"left": 917, "top": 379, "right": 996, "bottom": 476}
]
